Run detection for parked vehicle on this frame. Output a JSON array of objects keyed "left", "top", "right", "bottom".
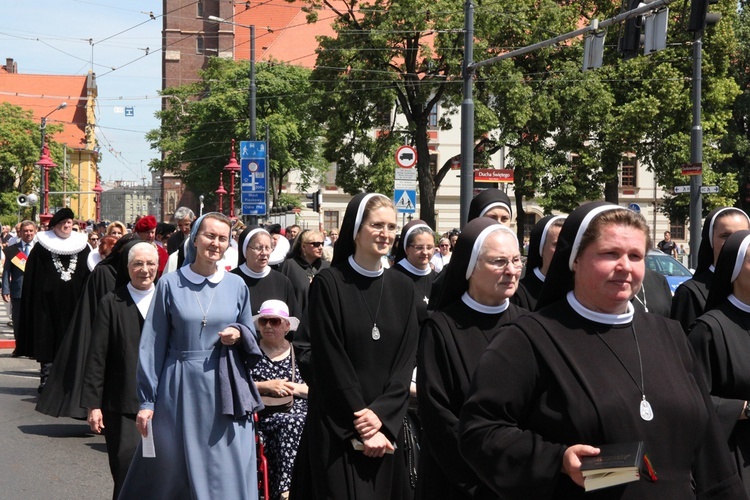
[{"left": 646, "top": 250, "right": 693, "bottom": 294}]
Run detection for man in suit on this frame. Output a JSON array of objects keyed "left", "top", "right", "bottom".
[{"left": 2, "top": 220, "right": 37, "bottom": 354}]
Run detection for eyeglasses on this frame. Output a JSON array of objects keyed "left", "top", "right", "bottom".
[
  {"left": 72, "top": 228, "right": 79, "bottom": 232},
  {"left": 409, "top": 245, "right": 435, "bottom": 252},
  {"left": 258, "top": 317, "right": 284, "bottom": 327},
  {"left": 483, "top": 257, "right": 523, "bottom": 271},
  {"left": 306, "top": 241, "right": 324, "bottom": 248},
  {"left": 200, "top": 232, "right": 229, "bottom": 244},
  {"left": 89, "top": 237, "right": 99, "bottom": 242},
  {"left": 439, "top": 244, "right": 450, "bottom": 248},
  {"left": 368, "top": 222, "right": 398, "bottom": 233},
  {"left": 248, "top": 245, "right": 273, "bottom": 253}
]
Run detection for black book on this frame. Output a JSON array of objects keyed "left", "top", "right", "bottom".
[{"left": 579, "top": 441, "right": 645, "bottom": 492}]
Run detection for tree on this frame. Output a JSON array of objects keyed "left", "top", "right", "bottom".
[{"left": 147, "top": 58, "right": 328, "bottom": 210}]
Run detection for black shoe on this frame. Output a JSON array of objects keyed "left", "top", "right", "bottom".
[
  {"left": 11, "top": 349, "right": 19, "bottom": 358},
  {"left": 37, "top": 384, "right": 44, "bottom": 394}
]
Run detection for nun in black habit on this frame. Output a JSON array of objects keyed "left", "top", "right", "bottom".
[
  {"left": 231, "top": 226, "right": 299, "bottom": 318},
  {"left": 689, "top": 230, "right": 750, "bottom": 495},
  {"left": 429, "top": 188, "right": 513, "bottom": 310},
  {"left": 512, "top": 214, "right": 566, "bottom": 311},
  {"left": 291, "top": 193, "right": 419, "bottom": 500},
  {"left": 671, "top": 207, "right": 750, "bottom": 331},
  {"left": 417, "top": 218, "right": 527, "bottom": 500},
  {"left": 458, "top": 201, "right": 745, "bottom": 499},
  {"left": 390, "top": 219, "right": 437, "bottom": 326}
]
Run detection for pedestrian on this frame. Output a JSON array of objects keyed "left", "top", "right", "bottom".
[
  {"left": 657, "top": 230, "right": 677, "bottom": 258},
  {"left": 2, "top": 220, "right": 37, "bottom": 354}
]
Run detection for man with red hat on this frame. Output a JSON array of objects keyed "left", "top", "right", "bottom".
[{"left": 134, "top": 215, "right": 168, "bottom": 277}]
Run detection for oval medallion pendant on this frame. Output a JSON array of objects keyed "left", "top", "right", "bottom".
[
  {"left": 640, "top": 398, "right": 654, "bottom": 421},
  {"left": 371, "top": 325, "right": 381, "bottom": 340}
]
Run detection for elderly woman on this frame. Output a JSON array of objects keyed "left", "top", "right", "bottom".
[
  {"left": 689, "top": 229, "right": 750, "bottom": 494},
  {"left": 278, "top": 229, "right": 329, "bottom": 311},
  {"left": 82, "top": 242, "right": 158, "bottom": 499},
  {"left": 292, "top": 193, "right": 419, "bottom": 499},
  {"left": 431, "top": 236, "right": 452, "bottom": 273},
  {"left": 252, "top": 300, "right": 308, "bottom": 500},
  {"left": 391, "top": 220, "right": 437, "bottom": 325},
  {"left": 458, "top": 202, "right": 744, "bottom": 498},
  {"left": 231, "top": 226, "right": 299, "bottom": 317},
  {"left": 417, "top": 217, "right": 527, "bottom": 500},
  {"left": 672, "top": 207, "right": 750, "bottom": 331},
  {"left": 118, "top": 212, "right": 263, "bottom": 499}
]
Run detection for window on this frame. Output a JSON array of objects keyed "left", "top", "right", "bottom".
[
  {"left": 196, "top": 36, "right": 205, "bottom": 55},
  {"left": 669, "top": 221, "right": 685, "bottom": 240},
  {"left": 522, "top": 213, "right": 536, "bottom": 240},
  {"left": 324, "top": 211, "right": 339, "bottom": 232},
  {"left": 428, "top": 106, "right": 438, "bottom": 129},
  {"left": 326, "top": 163, "right": 337, "bottom": 186},
  {"left": 621, "top": 155, "right": 637, "bottom": 187},
  {"left": 197, "top": 1, "right": 204, "bottom": 17},
  {"left": 430, "top": 154, "right": 438, "bottom": 177}
]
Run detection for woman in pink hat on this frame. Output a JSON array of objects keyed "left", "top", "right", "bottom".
[{"left": 252, "top": 299, "right": 308, "bottom": 500}]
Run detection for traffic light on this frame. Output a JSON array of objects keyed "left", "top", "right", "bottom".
[
  {"left": 618, "top": 0, "right": 644, "bottom": 59},
  {"left": 306, "top": 190, "right": 321, "bottom": 213},
  {"left": 688, "top": 0, "right": 720, "bottom": 32}
]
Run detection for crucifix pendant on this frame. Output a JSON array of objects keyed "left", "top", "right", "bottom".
[
  {"left": 371, "top": 324, "right": 381, "bottom": 340},
  {"left": 201, "top": 318, "right": 207, "bottom": 328}
]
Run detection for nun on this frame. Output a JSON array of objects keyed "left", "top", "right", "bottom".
[
  {"left": 671, "top": 207, "right": 750, "bottom": 331},
  {"left": 231, "top": 226, "right": 299, "bottom": 318},
  {"left": 417, "top": 218, "right": 527, "bottom": 500},
  {"left": 512, "top": 215, "right": 566, "bottom": 311},
  {"left": 458, "top": 202, "right": 744, "bottom": 498},
  {"left": 689, "top": 229, "right": 750, "bottom": 494},
  {"left": 291, "top": 193, "right": 419, "bottom": 500},
  {"left": 390, "top": 220, "right": 437, "bottom": 326}
]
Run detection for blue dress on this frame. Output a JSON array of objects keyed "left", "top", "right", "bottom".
[{"left": 119, "top": 266, "right": 260, "bottom": 500}]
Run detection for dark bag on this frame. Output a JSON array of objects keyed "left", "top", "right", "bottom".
[{"left": 258, "top": 347, "right": 295, "bottom": 416}]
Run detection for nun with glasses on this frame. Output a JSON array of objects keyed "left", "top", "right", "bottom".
[
  {"left": 292, "top": 193, "right": 419, "bottom": 500},
  {"left": 390, "top": 220, "right": 437, "bottom": 326},
  {"left": 231, "top": 226, "right": 299, "bottom": 318},
  {"left": 671, "top": 207, "right": 750, "bottom": 331},
  {"left": 459, "top": 202, "right": 744, "bottom": 499},
  {"left": 689, "top": 229, "right": 750, "bottom": 494},
  {"left": 119, "top": 212, "right": 263, "bottom": 500},
  {"left": 512, "top": 215, "right": 566, "bottom": 311},
  {"left": 417, "top": 217, "right": 527, "bottom": 500}
]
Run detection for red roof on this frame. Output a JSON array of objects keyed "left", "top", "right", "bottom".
[{"left": 0, "top": 71, "right": 89, "bottom": 148}]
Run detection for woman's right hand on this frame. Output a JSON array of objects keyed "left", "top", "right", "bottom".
[
  {"left": 561, "top": 444, "right": 600, "bottom": 487},
  {"left": 255, "top": 379, "right": 292, "bottom": 397},
  {"left": 362, "top": 431, "right": 395, "bottom": 458},
  {"left": 136, "top": 409, "right": 154, "bottom": 438}
]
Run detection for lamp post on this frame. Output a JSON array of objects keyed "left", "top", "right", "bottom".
[
  {"left": 93, "top": 175, "right": 103, "bottom": 222},
  {"left": 215, "top": 173, "right": 227, "bottom": 214},
  {"left": 36, "top": 143, "right": 58, "bottom": 228},
  {"left": 207, "top": 16, "right": 256, "bottom": 140},
  {"left": 39, "top": 102, "right": 67, "bottom": 218},
  {"left": 224, "top": 139, "right": 241, "bottom": 219}
]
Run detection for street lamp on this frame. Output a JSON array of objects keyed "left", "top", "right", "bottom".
[
  {"left": 207, "top": 15, "right": 256, "bottom": 140},
  {"left": 215, "top": 173, "right": 227, "bottom": 213},
  {"left": 199, "top": 195, "right": 205, "bottom": 217},
  {"left": 224, "top": 139, "right": 241, "bottom": 219},
  {"left": 39, "top": 102, "right": 67, "bottom": 219}
]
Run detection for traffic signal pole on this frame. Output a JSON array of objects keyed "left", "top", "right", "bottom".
[{"left": 689, "top": 31, "right": 703, "bottom": 268}]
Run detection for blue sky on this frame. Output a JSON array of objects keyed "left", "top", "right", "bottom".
[{"left": 1, "top": 0, "right": 163, "bottom": 182}]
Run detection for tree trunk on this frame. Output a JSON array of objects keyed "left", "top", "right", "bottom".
[{"left": 415, "top": 120, "right": 436, "bottom": 228}]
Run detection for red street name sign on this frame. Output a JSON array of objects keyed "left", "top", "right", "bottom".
[
  {"left": 681, "top": 163, "right": 702, "bottom": 176},
  {"left": 474, "top": 169, "right": 514, "bottom": 183}
]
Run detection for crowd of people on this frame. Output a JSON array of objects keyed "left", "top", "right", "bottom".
[{"left": 3, "top": 190, "right": 750, "bottom": 499}]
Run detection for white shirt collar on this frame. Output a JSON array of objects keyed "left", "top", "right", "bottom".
[
  {"left": 181, "top": 263, "right": 225, "bottom": 284},
  {"left": 127, "top": 282, "right": 156, "bottom": 319},
  {"left": 348, "top": 255, "right": 383, "bottom": 277},
  {"left": 461, "top": 292, "right": 510, "bottom": 314},
  {"left": 36, "top": 230, "right": 88, "bottom": 255},
  {"left": 397, "top": 258, "right": 432, "bottom": 276},
  {"left": 567, "top": 291, "right": 634, "bottom": 325},
  {"left": 239, "top": 263, "right": 271, "bottom": 279},
  {"left": 533, "top": 267, "right": 546, "bottom": 282}
]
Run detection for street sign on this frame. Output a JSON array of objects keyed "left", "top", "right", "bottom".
[
  {"left": 394, "top": 179, "right": 417, "bottom": 190},
  {"left": 124, "top": 107, "right": 134, "bottom": 117},
  {"left": 395, "top": 145, "right": 417, "bottom": 168},
  {"left": 674, "top": 185, "right": 690, "bottom": 194},
  {"left": 241, "top": 158, "right": 266, "bottom": 191},
  {"left": 681, "top": 163, "right": 702, "bottom": 176},
  {"left": 700, "top": 185, "right": 719, "bottom": 194},
  {"left": 241, "top": 191, "right": 267, "bottom": 216},
  {"left": 474, "top": 169, "right": 514, "bottom": 183},
  {"left": 394, "top": 189, "right": 416, "bottom": 213},
  {"left": 628, "top": 203, "right": 641, "bottom": 213},
  {"left": 240, "top": 141, "right": 266, "bottom": 159},
  {"left": 395, "top": 168, "right": 417, "bottom": 181},
  {"left": 240, "top": 140, "right": 268, "bottom": 217}
]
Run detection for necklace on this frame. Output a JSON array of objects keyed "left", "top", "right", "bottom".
[
  {"left": 192, "top": 287, "right": 218, "bottom": 329},
  {"left": 52, "top": 253, "right": 78, "bottom": 282},
  {"left": 594, "top": 323, "right": 654, "bottom": 422},
  {"left": 632, "top": 283, "right": 648, "bottom": 312},
  {"left": 359, "top": 276, "right": 386, "bottom": 340}
]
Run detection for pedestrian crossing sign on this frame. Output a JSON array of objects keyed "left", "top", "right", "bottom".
[{"left": 394, "top": 189, "right": 416, "bottom": 213}]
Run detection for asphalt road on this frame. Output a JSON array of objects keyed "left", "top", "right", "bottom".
[{"left": 0, "top": 311, "right": 113, "bottom": 499}]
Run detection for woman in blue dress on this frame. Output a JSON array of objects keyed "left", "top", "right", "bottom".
[{"left": 119, "top": 212, "right": 263, "bottom": 500}]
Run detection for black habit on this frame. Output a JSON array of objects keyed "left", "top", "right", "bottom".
[
  {"left": 292, "top": 259, "right": 419, "bottom": 500},
  {"left": 671, "top": 270, "right": 713, "bottom": 332},
  {"left": 81, "top": 286, "right": 145, "bottom": 498},
  {"left": 689, "top": 301, "right": 750, "bottom": 496},
  {"left": 231, "top": 266, "right": 300, "bottom": 317},
  {"left": 632, "top": 268, "right": 673, "bottom": 318},
  {"left": 278, "top": 256, "right": 329, "bottom": 312},
  {"left": 459, "top": 299, "right": 744, "bottom": 499},
  {"left": 390, "top": 263, "right": 436, "bottom": 326},
  {"left": 512, "top": 269, "right": 544, "bottom": 311},
  {"left": 417, "top": 299, "right": 526, "bottom": 500}
]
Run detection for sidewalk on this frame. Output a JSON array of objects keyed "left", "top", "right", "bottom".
[{"left": 0, "top": 302, "right": 15, "bottom": 350}]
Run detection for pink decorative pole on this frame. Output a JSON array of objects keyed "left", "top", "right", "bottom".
[
  {"left": 223, "top": 139, "right": 241, "bottom": 220},
  {"left": 93, "top": 175, "right": 104, "bottom": 222},
  {"left": 215, "top": 173, "right": 227, "bottom": 214},
  {"left": 36, "top": 142, "right": 58, "bottom": 227}
]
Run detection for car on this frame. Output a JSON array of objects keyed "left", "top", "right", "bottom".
[{"left": 645, "top": 250, "right": 693, "bottom": 294}]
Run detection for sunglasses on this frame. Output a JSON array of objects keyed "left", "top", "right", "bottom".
[
  {"left": 306, "top": 241, "right": 324, "bottom": 248},
  {"left": 258, "top": 317, "right": 283, "bottom": 327}
]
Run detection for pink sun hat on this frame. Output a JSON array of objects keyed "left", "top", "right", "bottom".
[{"left": 251, "top": 299, "right": 300, "bottom": 330}]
